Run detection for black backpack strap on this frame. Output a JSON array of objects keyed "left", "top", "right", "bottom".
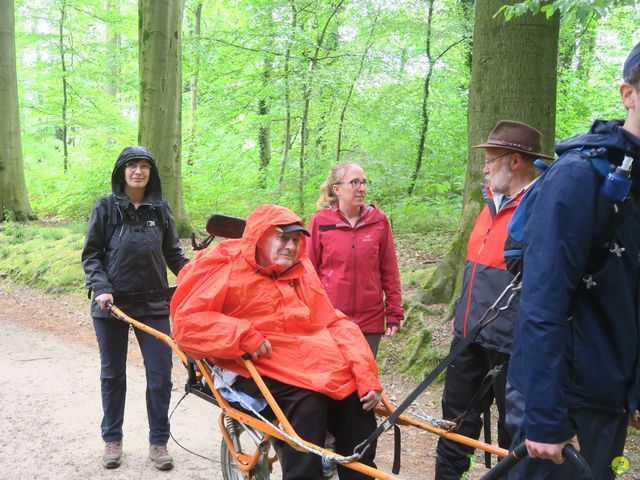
[
  {"left": 157, "top": 200, "right": 169, "bottom": 228},
  {"left": 104, "top": 193, "right": 119, "bottom": 248},
  {"left": 483, "top": 404, "right": 492, "bottom": 468},
  {"left": 353, "top": 275, "right": 521, "bottom": 458}
]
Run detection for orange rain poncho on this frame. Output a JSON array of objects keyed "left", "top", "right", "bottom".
[{"left": 171, "top": 204, "right": 381, "bottom": 400}]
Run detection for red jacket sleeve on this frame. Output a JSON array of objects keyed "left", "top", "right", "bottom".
[
  {"left": 379, "top": 216, "right": 404, "bottom": 326},
  {"left": 170, "top": 250, "right": 266, "bottom": 360}
]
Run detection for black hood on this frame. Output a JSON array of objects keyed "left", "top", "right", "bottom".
[
  {"left": 111, "top": 146, "right": 163, "bottom": 205},
  {"left": 556, "top": 119, "right": 640, "bottom": 166}
]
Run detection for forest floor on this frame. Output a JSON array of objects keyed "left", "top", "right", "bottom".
[{"left": 0, "top": 235, "right": 639, "bottom": 479}]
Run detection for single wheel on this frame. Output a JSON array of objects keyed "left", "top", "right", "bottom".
[{"left": 220, "top": 415, "right": 280, "bottom": 480}]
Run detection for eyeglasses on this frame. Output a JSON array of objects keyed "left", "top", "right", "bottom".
[
  {"left": 484, "top": 152, "right": 511, "bottom": 166},
  {"left": 335, "top": 179, "right": 370, "bottom": 189},
  {"left": 125, "top": 161, "right": 151, "bottom": 171}
]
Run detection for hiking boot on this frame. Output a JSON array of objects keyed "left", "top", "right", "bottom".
[
  {"left": 102, "top": 440, "right": 122, "bottom": 469},
  {"left": 149, "top": 444, "right": 174, "bottom": 471}
]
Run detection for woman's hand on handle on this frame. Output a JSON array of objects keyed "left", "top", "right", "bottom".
[{"left": 95, "top": 293, "right": 114, "bottom": 310}]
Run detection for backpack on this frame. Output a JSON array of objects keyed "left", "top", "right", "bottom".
[{"left": 504, "top": 148, "right": 634, "bottom": 276}]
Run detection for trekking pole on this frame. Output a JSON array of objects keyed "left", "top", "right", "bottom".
[{"left": 480, "top": 442, "right": 592, "bottom": 480}]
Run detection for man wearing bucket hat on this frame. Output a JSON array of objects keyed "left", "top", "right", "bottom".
[
  {"left": 504, "top": 43, "right": 640, "bottom": 479},
  {"left": 435, "top": 121, "right": 553, "bottom": 479}
]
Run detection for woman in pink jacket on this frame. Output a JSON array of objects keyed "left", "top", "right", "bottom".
[{"left": 308, "top": 162, "right": 404, "bottom": 357}]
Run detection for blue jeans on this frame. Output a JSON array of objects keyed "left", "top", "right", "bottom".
[{"left": 93, "top": 315, "right": 173, "bottom": 445}]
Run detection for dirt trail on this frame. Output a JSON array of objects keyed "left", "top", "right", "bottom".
[{"left": 0, "top": 313, "right": 225, "bottom": 479}]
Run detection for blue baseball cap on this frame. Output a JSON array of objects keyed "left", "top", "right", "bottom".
[{"left": 623, "top": 42, "right": 640, "bottom": 81}]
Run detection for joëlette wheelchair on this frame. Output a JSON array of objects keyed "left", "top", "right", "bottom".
[{"left": 106, "top": 214, "right": 589, "bottom": 480}]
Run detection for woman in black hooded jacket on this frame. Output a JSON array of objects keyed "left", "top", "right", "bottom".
[{"left": 81, "top": 146, "right": 189, "bottom": 470}]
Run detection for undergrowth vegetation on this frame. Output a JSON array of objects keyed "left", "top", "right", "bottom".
[{"left": 0, "top": 222, "right": 86, "bottom": 293}]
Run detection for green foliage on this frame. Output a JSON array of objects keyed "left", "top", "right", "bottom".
[
  {"left": 555, "top": 4, "right": 638, "bottom": 139},
  {"left": 9, "top": 0, "right": 640, "bottom": 234},
  {"left": 0, "top": 222, "right": 86, "bottom": 293},
  {"left": 497, "top": 0, "right": 626, "bottom": 21},
  {"left": 12, "top": 0, "right": 473, "bottom": 227}
]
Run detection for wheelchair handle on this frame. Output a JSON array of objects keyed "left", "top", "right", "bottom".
[{"left": 481, "top": 442, "right": 592, "bottom": 480}]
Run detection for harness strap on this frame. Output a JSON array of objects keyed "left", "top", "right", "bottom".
[
  {"left": 353, "top": 274, "right": 521, "bottom": 457},
  {"left": 391, "top": 424, "right": 401, "bottom": 474},
  {"left": 483, "top": 404, "right": 492, "bottom": 468},
  {"left": 452, "top": 363, "right": 504, "bottom": 428}
]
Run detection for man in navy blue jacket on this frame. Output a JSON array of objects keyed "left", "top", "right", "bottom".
[{"left": 506, "top": 43, "right": 640, "bottom": 480}]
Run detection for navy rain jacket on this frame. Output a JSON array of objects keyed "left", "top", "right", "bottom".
[{"left": 508, "top": 120, "right": 640, "bottom": 443}]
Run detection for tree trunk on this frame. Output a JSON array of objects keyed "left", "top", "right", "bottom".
[
  {"left": 298, "top": 85, "right": 311, "bottom": 213},
  {"left": 105, "top": 1, "right": 120, "bottom": 146},
  {"left": 58, "top": 0, "right": 69, "bottom": 171},
  {"left": 576, "top": 20, "right": 597, "bottom": 79},
  {"left": 296, "top": 0, "right": 345, "bottom": 214},
  {"left": 0, "top": 0, "right": 35, "bottom": 221},
  {"left": 105, "top": 0, "right": 120, "bottom": 98},
  {"left": 138, "top": 0, "right": 187, "bottom": 232},
  {"left": 407, "top": 0, "right": 435, "bottom": 196},
  {"left": 258, "top": 57, "right": 272, "bottom": 188},
  {"left": 278, "top": 2, "right": 296, "bottom": 188},
  {"left": 419, "top": 0, "right": 559, "bottom": 305},
  {"left": 187, "top": 1, "right": 202, "bottom": 165}
]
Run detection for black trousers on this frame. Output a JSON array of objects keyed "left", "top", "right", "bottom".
[
  {"left": 93, "top": 315, "right": 173, "bottom": 445},
  {"left": 435, "top": 339, "right": 511, "bottom": 480},
  {"left": 234, "top": 376, "right": 377, "bottom": 480},
  {"left": 505, "top": 384, "right": 629, "bottom": 480}
]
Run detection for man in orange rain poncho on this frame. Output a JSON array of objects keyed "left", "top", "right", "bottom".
[{"left": 171, "top": 203, "right": 382, "bottom": 480}]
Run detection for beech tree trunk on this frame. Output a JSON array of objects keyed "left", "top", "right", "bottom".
[
  {"left": 138, "top": 0, "right": 187, "bottom": 232},
  {"left": 0, "top": 0, "right": 35, "bottom": 222},
  {"left": 419, "top": 0, "right": 559, "bottom": 305},
  {"left": 58, "top": 0, "right": 69, "bottom": 171},
  {"left": 258, "top": 57, "right": 272, "bottom": 188}
]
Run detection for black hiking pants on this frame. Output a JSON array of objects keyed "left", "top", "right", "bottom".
[
  {"left": 234, "top": 376, "right": 377, "bottom": 480},
  {"left": 435, "top": 339, "right": 511, "bottom": 480},
  {"left": 93, "top": 315, "right": 173, "bottom": 445}
]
